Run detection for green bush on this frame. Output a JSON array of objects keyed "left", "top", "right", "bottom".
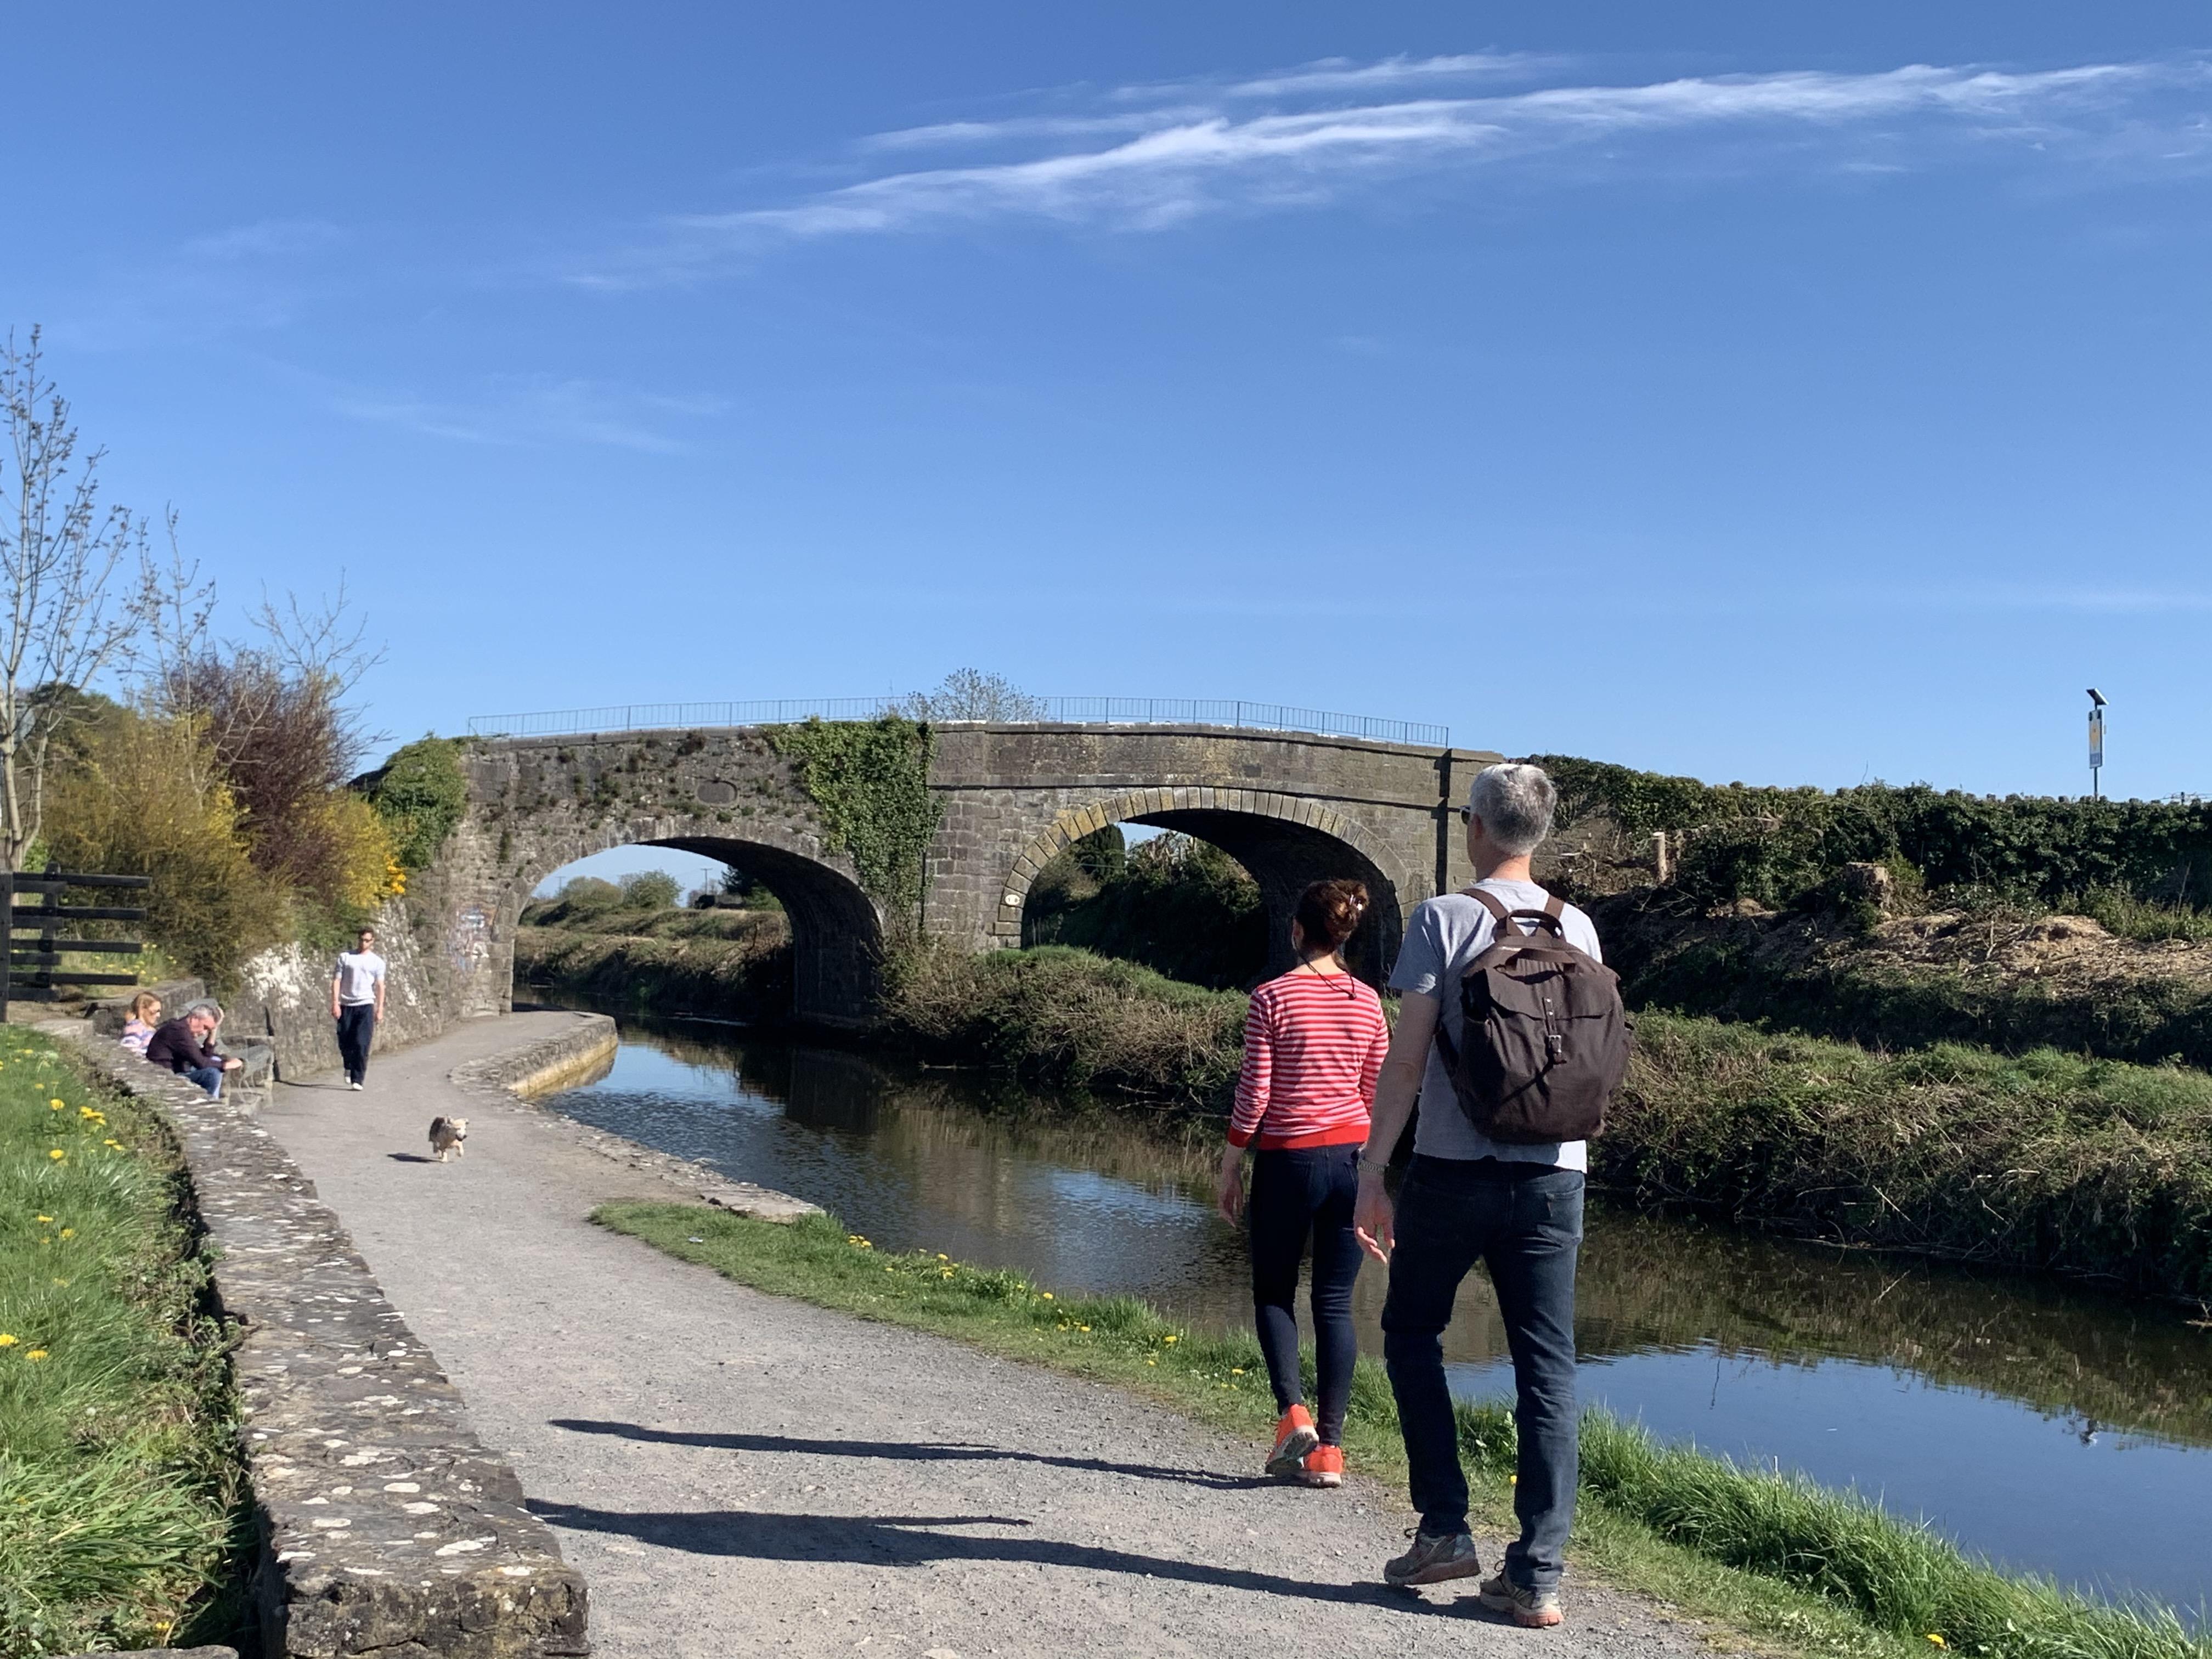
[
  {"left": 367, "top": 736, "right": 467, "bottom": 871},
  {"left": 1024, "top": 831, "right": 1268, "bottom": 990},
  {"left": 617, "top": 870, "right": 681, "bottom": 911},
  {"left": 41, "top": 710, "right": 289, "bottom": 990}
]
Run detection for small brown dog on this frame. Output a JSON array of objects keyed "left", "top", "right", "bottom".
[{"left": 427, "top": 1116, "right": 468, "bottom": 1163}]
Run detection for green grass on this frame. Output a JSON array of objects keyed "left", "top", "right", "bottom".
[
  {"left": 597, "top": 1201, "right": 2209, "bottom": 1659},
  {"left": 0, "top": 1029, "right": 246, "bottom": 1656}
]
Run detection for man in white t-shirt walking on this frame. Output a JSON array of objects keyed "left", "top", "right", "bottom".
[
  {"left": 1353, "top": 761, "right": 1600, "bottom": 1628},
  {"left": 330, "top": 926, "right": 388, "bottom": 1091}
]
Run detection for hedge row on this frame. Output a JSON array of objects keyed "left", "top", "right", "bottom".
[{"left": 1534, "top": 755, "right": 2212, "bottom": 910}]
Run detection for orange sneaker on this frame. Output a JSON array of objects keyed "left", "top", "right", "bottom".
[
  {"left": 1298, "top": 1444, "right": 1344, "bottom": 1487},
  {"left": 1265, "top": 1404, "right": 1319, "bottom": 1477}
]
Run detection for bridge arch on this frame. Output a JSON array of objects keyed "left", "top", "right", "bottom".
[
  {"left": 509, "top": 825, "right": 883, "bottom": 1024},
  {"left": 997, "top": 787, "right": 1403, "bottom": 986}
]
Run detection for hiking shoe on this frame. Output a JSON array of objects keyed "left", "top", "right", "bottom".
[
  {"left": 1265, "top": 1404, "right": 1319, "bottom": 1478},
  {"left": 1479, "top": 1571, "right": 1564, "bottom": 1627},
  {"left": 1385, "top": 1528, "right": 1481, "bottom": 1587},
  {"left": 1297, "top": 1444, "right": 1344, "bottom": 1487}
]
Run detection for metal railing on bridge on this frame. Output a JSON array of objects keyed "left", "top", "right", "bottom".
[{"left": 465, "top": 697, "right": 1449, "bottom": 748}]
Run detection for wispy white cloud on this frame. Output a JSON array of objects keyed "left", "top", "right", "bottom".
[
  {"left": 577, "top": 55, "right": 2212, "bottom": 287},
  {"left": 55, "top": 218, "right": 353, "bottom": 349},
  {"left": 1221, "top": 52, "right": 1560, "bottom": 99},
  {"left": 330, "top": 374, "right": 728, "bottom": 452}
]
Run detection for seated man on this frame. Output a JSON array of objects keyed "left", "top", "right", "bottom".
[{"left": 143, "top": 1002, "right": 242, "bottom": 1099}]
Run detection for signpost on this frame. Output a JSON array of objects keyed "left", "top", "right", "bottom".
[
  {"left": 1, "top": 871, "right": 151, "bottom": 1024},
  {"left": 2087, "top": 688, "right": 2107, "bottom": 800}
]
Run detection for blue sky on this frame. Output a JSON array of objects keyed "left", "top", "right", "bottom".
[{"left": 8, "top": 2, "right": 2211, "bottom": 822}]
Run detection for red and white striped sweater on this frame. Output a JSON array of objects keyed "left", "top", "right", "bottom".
[{"left": 1228, "top": 968, "right": 1390, "bottom": 1150}]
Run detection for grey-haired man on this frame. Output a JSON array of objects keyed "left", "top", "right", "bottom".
[{"left": 1353, "top": 761, "right": 1601, "bottom": 1627}]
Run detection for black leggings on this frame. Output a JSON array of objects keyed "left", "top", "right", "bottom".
[{"left": 1248, "top": 1145, "right": 1364, "bottom": 1446}]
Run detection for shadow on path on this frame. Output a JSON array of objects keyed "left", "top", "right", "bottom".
[
  {"left": 527, "top": 1498, "right": 1489, "bottom": 1617},
  {"left": 550, "top": 1418, "right": 1273, "bottom": 1492}
]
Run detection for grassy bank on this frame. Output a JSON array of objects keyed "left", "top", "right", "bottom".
[
  {"left": 514, "top": 921, "right": 792, "bottom": 1020},
  {"left": 882, "top": 944, "right": 1246, "bottom": 1103},
  {"left": 1612, "top": 1012, "right": 2212, "bottom": 1300},
  {"left": 598, "top": 1203, "right": 2207, "bottom": 1659},
  {"left": 0, "top": 1030, "right": 246, "bottom": 1655}
]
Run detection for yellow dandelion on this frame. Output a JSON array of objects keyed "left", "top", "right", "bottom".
[
  {"left": 1925, "top": 1639, "right": 1947, "bottom": 1650},
  {"left": 104, "top": 1140, "right": 121, "bottom": 1149},
  {"left": 48, "top": 1149, "right": 65, "bottom": 1161},
  {"left": 1077, "top": 1324, "right": 1091, "bottom": 1332},
  {"left": 33, "top": 1215, "right": 50, "bottom": 1223},
  {"left": 1146, "top": 1359, "right": 1157, "bottom": 1367},
  {"left": 1040, "top": 1292, "right": 1053, "bottom": 1301},
  {"left": 1231, "top": 1367, "right": 1245, "bottom": 1374},
  {"left": 1163, "top": 1334, "right": 1177, "bottom": 1344},
  {"left": 0, "top": 1334, "right": 16, "bottom": 1347},
  {"left": 48, "top": 1101, "right": 63, "bottom": 1111},
  {"left": 26, "top": 1350, "right": 48, "bottom": 1362},
  {"left": 58, "top": 1228, "right": 73, "bottom": 1239}
]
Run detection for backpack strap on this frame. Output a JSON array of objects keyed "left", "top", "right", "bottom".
[
  {"left": 1462, "top": 886, "right": 1566, "bottom": 939},
  {"left": 1462, "top": 886, "right": 1523, "bottom": 937}
]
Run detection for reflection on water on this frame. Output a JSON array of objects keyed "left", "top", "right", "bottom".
[{"left": 541, "top": 1014, "right": 2212, "bottom": 1616}]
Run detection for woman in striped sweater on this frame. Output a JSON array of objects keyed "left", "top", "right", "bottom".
[{"left": 1217, "top": 878, "right": 1391, "bottom": 1487}]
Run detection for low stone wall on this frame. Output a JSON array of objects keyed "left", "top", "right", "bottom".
[
  {"left": 449, "top": 1017, "right": 619, "bottom": 1098},
  {"left": 452, "top": 1012, "right": 822, "bottom": 1223},
  {"left": 64, "top": 1035, "right": 589, "bottom": 1659}
]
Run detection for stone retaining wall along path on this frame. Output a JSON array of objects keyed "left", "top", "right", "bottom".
[{"left": 63, "top": 1030, "right": 590, "bottom": 1659}]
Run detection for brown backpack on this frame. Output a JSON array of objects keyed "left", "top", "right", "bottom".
[{"left": 1430, "top": 889, "right": 1630, "bottom": 1144}]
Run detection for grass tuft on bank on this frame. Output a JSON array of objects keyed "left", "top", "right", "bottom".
[
  {"left": 0, "top": 1030, "right": 246, "bottom": 1657},
  {"left": 598, "top": 1201, "right": 2208, "bottom": 1659}
]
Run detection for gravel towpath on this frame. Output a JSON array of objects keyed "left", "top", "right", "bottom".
[{"left": 257, "top": 1012, "right": 1709, "bottom": 1659}]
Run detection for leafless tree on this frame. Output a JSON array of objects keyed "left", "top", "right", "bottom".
[
  {"left": 899, "top": 668, "right": 1047, "bottom": 723},
  {"left": 1, "top": 328, "right": 148, "bottom": 870},
  {"left": 130, "top": 528, "right": 386, "bottom": 891}
]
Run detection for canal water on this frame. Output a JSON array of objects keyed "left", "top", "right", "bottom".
[{"left": 538, "top": 1013, "right": 2212, "bottom": 1618}]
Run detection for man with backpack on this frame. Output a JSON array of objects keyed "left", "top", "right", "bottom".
[{"left": 1353, "top": 761, "right": 1627, "bottom": 1628}]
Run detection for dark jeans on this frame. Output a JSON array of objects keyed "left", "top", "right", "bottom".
[
  {"left": 336, "top": 1003, "right": 377, "bottom": 1084},
  {"left": 1248, "top": 1144, "right": 1363, "bottom": 1445},
  {"left": 1381, "top": 1154, "right": 1584, "bottom": 1592},
  {"left": 184, "top": 1064, "right": 224, "bottom": 1099}
]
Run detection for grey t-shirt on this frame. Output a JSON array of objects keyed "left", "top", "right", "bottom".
[
  {"left": 1387, "top": 879, "right": 1604, "bottom": 1171},
  {"left": 334, "top": 949, "right": 387, "bottom": 1007}
]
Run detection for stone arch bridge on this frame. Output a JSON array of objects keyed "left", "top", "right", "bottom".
[{"left": 436, "top": 723, "right": 1503, "bottom": 1024}]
